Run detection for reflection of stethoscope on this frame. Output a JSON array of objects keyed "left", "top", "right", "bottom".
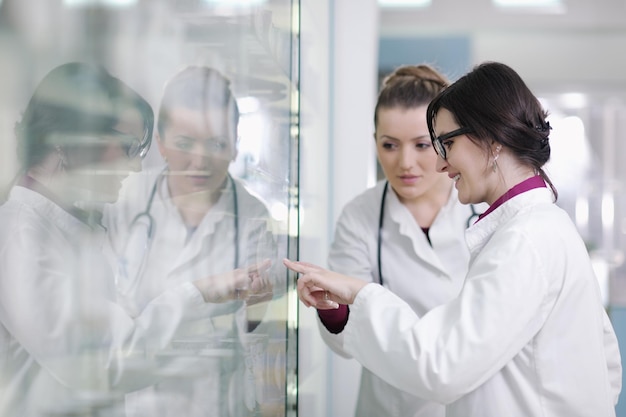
[
  {"left": 117, "top": 169, "right": 240, "bottom": 294},
  {"left": 376, "top": 181, "right": 480, "bottom": 286}
]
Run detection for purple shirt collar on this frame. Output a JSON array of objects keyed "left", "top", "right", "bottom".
[{"left": 476, "top": 175, "right": 546, "bottom": 223}]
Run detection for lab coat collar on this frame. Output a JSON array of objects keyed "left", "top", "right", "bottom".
[
  {"left": 465, "top": 187, "right": 554, "bottom": 256},
  {"left": 386, "top": 185, "right": 454, "bottom": 274},
  {"left": 157, "top": 171, "right": 233, "bottom": 231},
  {"left": 159, "top": 176, "right": 237, "bottom": 274},
  {"left": 9, "top": 186, "right": 106, "bottom": 242}
]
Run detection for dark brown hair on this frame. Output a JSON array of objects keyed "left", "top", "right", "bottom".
[
  {"left": 15, "top": 62, "right": 153, "bottom": 170},
  {"left": 426, "top": 61, "right": 557, "bottom": 200}
]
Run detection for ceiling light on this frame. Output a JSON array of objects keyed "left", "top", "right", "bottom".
[
  {"left": 379, "top": 0, "right": 432, "bottom": 8},
  {"left": 203, "top": 0, "right": 266, "bottom": 5},
  {"left": 494, "top": 0, "right": 560, "bottom": 6},
  {"left": 64, "top": 0, "right": 137, "bottom": 6},
  {"left": 493, "top": 0, "right": 564, "bottom": 12}
]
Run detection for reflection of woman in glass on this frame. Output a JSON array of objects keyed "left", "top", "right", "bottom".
[
  {"left": 0, "top": 62, "right": 264, "bottom": 417},
  {"left": 104, "top": 65, "right": 276, "bottom": 416}
]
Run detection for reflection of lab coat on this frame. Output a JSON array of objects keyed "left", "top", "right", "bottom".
[
  {"left": 103, "top": 167, "right": 276, "bottom": 416},
  {"left": 342, "top": 187, "right": 622, "bottom": 417},
  {"left": 0, "top": 186, "right": 211, "bottom": 417},
  {"left": 104, "top": 167, "right": 275, "bottom": 319},
  {"left": 325, "top": 180, "right": 474, "bottom": 417}
]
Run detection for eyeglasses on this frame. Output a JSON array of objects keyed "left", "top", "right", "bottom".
[
  {"left": 432, "top": 127, "right": 473, "bottom": 160},
  {"left": 123, "top": 133, "right": 151, "bottom": 159},
  {"left": 53, "top": 132, "right": 151, "bottom": 159},
  {"left": 99, "top": 132, "right": 150, "bottom": 159}
]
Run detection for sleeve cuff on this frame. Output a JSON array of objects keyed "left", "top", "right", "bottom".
[
  {"left": 317, "top": 304, "right": 349, "bottom": 334},
  {"left": 344, "top": 283, "right": 387, "bottom": 343}
]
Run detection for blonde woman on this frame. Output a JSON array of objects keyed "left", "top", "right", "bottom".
[{"left": 318, "top": 64, "right": 477, "bottom": 417}]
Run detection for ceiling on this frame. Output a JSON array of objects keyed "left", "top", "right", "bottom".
[
  {"left": 378, "top": 0, "right": 626, "bottom": 97},
  {"left": 379, "top": 0, "right": 626, "bottom": 34}
]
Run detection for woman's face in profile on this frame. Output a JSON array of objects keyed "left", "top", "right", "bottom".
[{"left": 63, "top": 108, "right": 145, "bottom": 203}]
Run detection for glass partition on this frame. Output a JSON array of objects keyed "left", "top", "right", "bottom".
[{"left": 0, "top": 0, "right": 299, "bottom": 416}]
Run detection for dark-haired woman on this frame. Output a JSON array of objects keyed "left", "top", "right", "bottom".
[
  {"left": 285, "top": 61, "right": 621, "bottom": 417},
  {"left": 0, "top": 62, "right": 265, "bottom": 417}
]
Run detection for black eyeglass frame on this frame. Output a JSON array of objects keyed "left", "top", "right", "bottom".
[
  {"left": 55, "top": 131, "right": 151, "bottom": 160},
  {"left": 432, "top": 127, "right": 473, "bottom": 160},
  {"left": 129, "top": 131, "right": 152, "bottom": 159}
]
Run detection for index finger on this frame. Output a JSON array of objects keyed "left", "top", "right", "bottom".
[
  {"left": 247, "top": 258, "right": 272, "bottom": 274},
  {"left": 283, "top": 258, "right": 319, "bottom": 275}
]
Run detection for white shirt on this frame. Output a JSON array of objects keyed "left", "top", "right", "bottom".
[
  {"left": 103, "top": 167, "right": 277, "bottom": 416},
  {"left": 343, "top": 187, "right": 622, "bottom": 417},
  {"left": 0, "top": 186, "right": 209, "bottom": 417},
  {"left": 324, "top": 180, "right": 476, "bottom": 417}
]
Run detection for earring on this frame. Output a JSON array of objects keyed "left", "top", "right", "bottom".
[
  {"left": 56, "top": 146, "right": 67, "bottom": 172},
  {"left": 492, "top": 145, "right": 502, "bottom": 173}
]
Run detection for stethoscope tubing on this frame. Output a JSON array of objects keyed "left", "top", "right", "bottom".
[
  {"left": 124, "top": 169, "right": 240, "bottom": 283},
  {"left": 377, "top": 182, "right": 389, "bottom": 286},
  {"left": 377, "top": 181, "right": 479, "bottom": 286}
]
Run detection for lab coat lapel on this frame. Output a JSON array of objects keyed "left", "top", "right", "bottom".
[
  {"left": 386, "top": 189, "right": 447, "bottom": 274},
  {"left": 168, "top": 214, "right": 220, "bottom": 278},
  {"left": 465, "top": 187, "right": 554, "bottom": 258},
  {"left": 168, "top": 188, "right": 233, "bottom": 276}
]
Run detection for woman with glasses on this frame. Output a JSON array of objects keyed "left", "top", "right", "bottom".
[
  {"left": 285, "top": 61, "right": 621, "bottom": 417},
  {"left": 317, "top": 64, "right": 478, "bottom": 417},
  {"left": 0, "top": 62, "right": 267, "bottom": 417}
]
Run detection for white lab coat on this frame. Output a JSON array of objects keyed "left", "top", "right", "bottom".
[
  {"left": 103, "top": 167, "right": 277, "bottom": 417},
  {"left": 0, "top": 186, "right": 212, "bottom": 417},
  {"left": 325, "top": 180, "right": 476, "bottom": 417},
  {"left": 104, "top": 167, "right": 276, "bottom": 318},
  {"left": 342, "top": 187, "right": 622, "bottom": 417}
]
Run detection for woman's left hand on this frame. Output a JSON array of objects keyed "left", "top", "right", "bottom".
[
  {"left": 245, "top": 259, "right": 274, "bottom": 305},
  {"left": 194, "top": 259, "right": 273, "bottom": 303}
]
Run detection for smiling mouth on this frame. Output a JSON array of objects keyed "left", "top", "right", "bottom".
[{"left": 452, "top": 174, "right": 461, "bottom": 182}]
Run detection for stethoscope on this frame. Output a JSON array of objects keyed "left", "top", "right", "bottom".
[
  {"left": 117, "top": 169, "right": 240, "bottom": 295},
  {"left": 376, "top": 181, "right": 480, "bottom": 286}
]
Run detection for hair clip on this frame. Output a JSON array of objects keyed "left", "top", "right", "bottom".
[{"left": 535, "top": 121, "right": 551, "bottom": 132}]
